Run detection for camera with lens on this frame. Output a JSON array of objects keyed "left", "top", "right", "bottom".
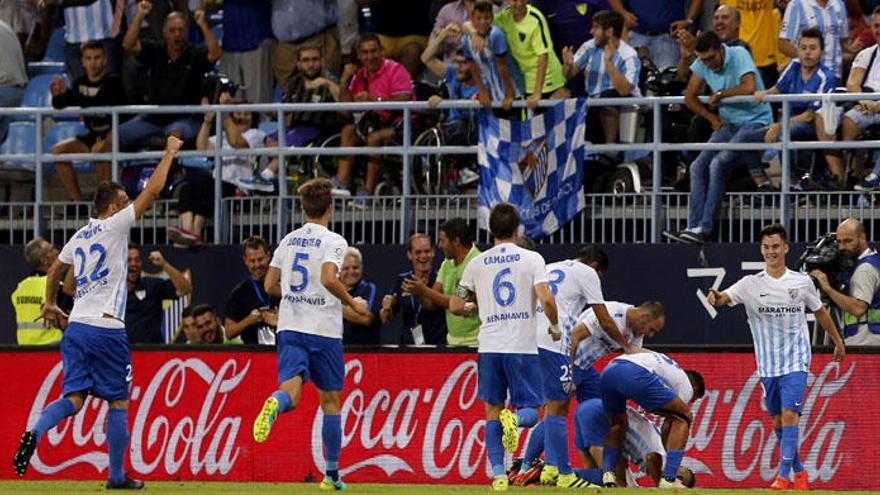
[
  {"left": 798, "top": 233, "right": 850, "bottom": 299},
  {"left": 202, "top": 72, "right": 239, "bottom": 104}
]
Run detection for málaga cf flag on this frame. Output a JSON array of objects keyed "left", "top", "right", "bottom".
[{"left": 477, "top": 99, "right": 587, "bottom": 238}]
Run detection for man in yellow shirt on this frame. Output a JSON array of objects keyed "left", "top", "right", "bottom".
[
  {"left": 12, "top": 238, "right": 71, "bottom": 345},
  {"left": 722, "top": 0, "right": 780, "bottom": 87}
]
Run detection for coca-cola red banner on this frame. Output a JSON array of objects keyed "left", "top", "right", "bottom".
[{"left": 1, "top": 350, "right": 875, "bottom": 489}]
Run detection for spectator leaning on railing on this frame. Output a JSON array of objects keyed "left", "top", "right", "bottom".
[{"left": 125, "top": 245, "right": 192, "bottom": 343}]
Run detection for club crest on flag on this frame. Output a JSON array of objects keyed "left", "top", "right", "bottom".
[{"left": 517, "top": 138, "right": 549, "bottom": 199}]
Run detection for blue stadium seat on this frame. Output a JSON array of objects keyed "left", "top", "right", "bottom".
[
  {"left": 42, "top": 122, "right": 87, "bottom": 153},
  {"left": 27, "top": 61, "right": 66, "bottom": 78},
  {"left": 16, "top": 73, "right": 74, "bottom": 122},
  {"left": 258, "top": 121, "right": 278, "bottom": 137},
  {"left": 43, "top": 28, "right": 66, "bottom": 63},
  {"left": 0, "top": 122, "right": 37, "bottom": 170}
]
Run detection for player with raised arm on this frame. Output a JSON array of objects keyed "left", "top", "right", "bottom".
[
  {"left": 252, "top": 178, "right": 368, "bottom": 491},
  {"left": 599, "top": 351, "right": 705, "bottom": 489},
  {"left": 13, "top": 136, "right": 183, "bottom": 489},
  {"left": 707, "top": 223, "right": 845, "bottom": 490},
  {"left": 449, "top": 203, "right": 558, "bottom": 492}
]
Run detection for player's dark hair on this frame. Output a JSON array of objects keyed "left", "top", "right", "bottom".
[
  {"left": 473, "top": 0, "right": 494, "bottom": 15},
  {"left": 93, "top": 181, "right": 125, "bottom": 216},
  {"left": 298, "top": 178, "right": 333, "bottom": 219},
  {"left": 407, "top": 233, "right": 432, "bottom": 252},
  {"left": 440, "top": 217, "right": 473, "bottom": 247},
  {"left": 191, "top": 303, "right": 216, "bottom": 319},
  {"left": 516, "top": 235, "right": 537, "bottom": 251},
  {"left": 592, "top": 10, "right": 624, "bottom": 38},
  {"left": 81, "top": 40, "right": 105, "bottom": 53},
  {"left": 489, "top": 203, "right": 520, "bottom": 239},
  {"left": 575, "top": 245, "right": 609, "bottom": 274},
  {"left": 686, "top": 370, "right": 706, "bottom": 401},
  {"left": 640, "top": 301, "right": 665, "bottom": 320},
  {"left": 695, "top": 31, "right": 722, "bottom": 52},
  {"left": 799, "top": 26, "right": 824, "bottom": 50},
  {"left": 242, "top": 235, "right": 269, "bottom": 255},
  {"left": 678, "top": 467, "right": 696, "bottom": 488},
  {"left": 759, "top": 223, "right": 788, "bottom": 243}
]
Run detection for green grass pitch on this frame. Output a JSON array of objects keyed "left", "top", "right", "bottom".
[{"left": 0, "top": 481, "right": 879, "bottom": 495}]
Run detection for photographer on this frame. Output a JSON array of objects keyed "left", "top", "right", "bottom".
[{"left": 810, "top": 218, "right": 880, "bottom": 346}]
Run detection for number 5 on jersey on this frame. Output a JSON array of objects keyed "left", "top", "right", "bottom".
[{"left": 290, "top": 252, "right": 309, "bottom": 292}]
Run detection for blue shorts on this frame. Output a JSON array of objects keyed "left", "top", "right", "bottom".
[
  {"left": 478, "top": 353, "right": 543, "bottom": 408},
  {"left": 599, "top": 360, "right": 677, "bottom": 416},
  {"left": 277, "top": 330, "right": 344, "bottom": 391},
  {"left": 761, "top": 372, "right": 808, "bottom": 416},
  {"left": 574, "top": 365, "right": 600, "bottom": 403},
  {"left": 61, "top": 322, "right": 131, "bottom": 401},
  {"left": 538, "top": 349, "right": 601, "bottom": 403},
  {"left": 574, "top": 398, "right": 609, "bottom": 451}
]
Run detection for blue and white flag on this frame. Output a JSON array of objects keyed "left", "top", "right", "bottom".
[{"left": 477, "top": 99, "right": 587, "bottom": 239}]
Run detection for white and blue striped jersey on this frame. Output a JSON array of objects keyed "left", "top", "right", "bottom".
[
  {"left": 779, "top": 0, "right": 849, "bottom": 78},
  {"left": 64, "top": 0, "right": 114, "bottom": 43},
  {"left": 570, "top": 301, "right": 642, "bottom": 369},
  {"left": 571, "top": 39, "right": 641, "bottom": 97},
  {"left": 58, "top": 204, "right": 136, "bottom": 329},
  {"left": 535, "top": 260, "right": 604, "bottom": 353},
  {"left": 725, "top": 269, "right": 822, "bottom": 378},
  {"left": 623, "top": 407, "right": 665, "bottom": 470},
  {"left": 462, "top": 26, "right": 521, "bottom": 101}
]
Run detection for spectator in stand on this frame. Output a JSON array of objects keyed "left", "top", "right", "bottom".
[
  {"left": 493, "top": 0, "right": 569, "bottom": 110},
  {"left": 121, "top": 0, "right": 186, "bottom": 103},
  {"left": 401, "top": 218, "right": 481, "bottom": 346},
  {"left": 845, "top": 0, "right": 875, "bottom": 74},
  {"left": 341, "top": 247, "right": 382, "bottom": 345},
  {"left": 562, "top": 10, "right": 640, "bottom": 145},
  {"left": 666, "top": 31, "right": 773, "bottom": 244},
  {"left": 189, "top": 303, "right": 241, "bottom": 344},
  {"left": 431, "top": 0, "right": 477, "bottom": 64},
  {"left": 721, "top": 0, "right": 780, "bottom": 88},
  {"left": 262, "top": 46, "right": 340, "bottom": 186},
  {"left": 271, "top": 0, "right": 340, "bottom": 88},
  {"left": 125, "top": 245, "right": 192, "bottom": 343},
  {"left": 12, "top": 238, "right": 72, "bottom": 345},
  {"left": 172, "top": 304, "right": 195, "bottom": 343},
  {"left": 380, "top": 233, "right": 448, "bottom": 345},
  {"left": 779, "top": 0, "right": 849, "bottom": 80},
  {"left": 50, "top": 41, "right": 126, "bottom": 202},
  {"left": 167, "top": 93, "right": 266, "bottom": 247},
  {"left": 676, "top": 4, "right": 751, "bottom": 82},
  {"left": 223, "top": 236, "right": 280, "bottom": 345},
  {"left": 750, "top": 27, "right": 838, "bottom": 188},
  {"left": 367, "top": 0, "right": 433, "bottom": 77},
  {"left": 0, "top": 19, "right": 26, "bottom": 144},
  {"left": 53, "top": 0, "right": 124, "bottom": 81},
  {"left": 334, "top": 34, "right": 414, "bottom": 198},
  {"left": 608, "top": 0, "right": 703, "bottom": 70},
  {"left": 0, "top": 0, "right": 38, "bottom": 48},
  {"left": 843, "top": 7, "right": 880, "bottom": 190},
  {"left": 202, "top": 0, "right": 274, "bottom": 104},
  {"left": 119, "top": 3, "right": 221, "bottom": 150}
]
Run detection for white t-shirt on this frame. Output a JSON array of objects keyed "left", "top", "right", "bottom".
[
  {"left": 58, "top": 204, "right": 136, "bottom": 328},
  {"left": 725, "top": 268, "right": 822, "bottom": 377},
  {"left": 614, "top": 351, "right": 694, "bottom": 403},
  {"left": 852, "top": 45, "right": 880, "bottom": 91},
  {"left": 571, "top": 301, "right": 641, "bottom": 369},
  {"left": 535, "top": 260, "right": 604, "bottom": 353},
  {"left": 208, "top": 128, "right": 266, "bottom": 185},
  {"left": 270, "top": 223, "right": 348, "bottom": 339},
  {"left": 458, "top": 242, "right": 549, "bottom": 354},
  {"left": 624, "top": 407, "right": 665, "bottom": 470}
]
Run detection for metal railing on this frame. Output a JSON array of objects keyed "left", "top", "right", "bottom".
[{"left": 1, "top": 92, "right": 879, "bottom": 245}]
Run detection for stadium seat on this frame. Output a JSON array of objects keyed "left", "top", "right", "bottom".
[
  {"left": 26, "top": 61, "right": 66, "bottom": 78},
  {"left": 0, "top": 122, "right": 37, "bottom": 170},
  {"left": 41, "top": 122, "right": 95, "bottom": 172},
  {"left": 15, "top": 74, "right": 73, "bottom": 122},
  {"left": 42, "top": 28, "right": 66, "bottom": 63},
  {"left": 258, "top": 121, "right": 278, "bottom": 136}
]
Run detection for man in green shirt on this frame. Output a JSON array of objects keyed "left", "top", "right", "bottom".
[
  {"left": 494, "top": 0, "right": 568, "bottom": 109},
  {"left": 402, "top": 218, "right": 481, "bottom": 345}
]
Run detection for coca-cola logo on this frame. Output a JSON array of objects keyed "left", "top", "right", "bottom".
[
  {"left": 27, "top": 358, "right": 250, "bottom": 477},
  {"left": 311, "top": 358, "right": 491, "bottom": 480}
]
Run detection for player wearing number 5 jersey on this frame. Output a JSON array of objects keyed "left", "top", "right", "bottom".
[
  {"left": 449, "top": 203, "right": 559, "bottom": 492},
  {"left": 707, "top": 223, "right": 845, "bottom": 491},
  {"left": 13, "top": 136, "right": 183, "bottom": 489},
  {"left": 253, "top": 178, "right": 369, "bottom": 492}
]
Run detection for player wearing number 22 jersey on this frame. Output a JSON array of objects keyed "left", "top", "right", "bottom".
[
  {"left": 450, "top": 203, "right": 561, "bottom": 492},
  {"left": 13, "top": 136, "right": 184, "bottom": 489},
  {"left": 252, "top": 178, "right": 369, "bottom": 492}
]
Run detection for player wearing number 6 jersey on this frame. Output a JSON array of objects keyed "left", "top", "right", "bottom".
[
  {"left": 449, "top": 203, "right": 559, "bottom": 492},
  {"left": 253, "top": 178, "right": 369, "bottom": 491},
  {"left": 707, "top": 223, "right": 845, "bottom": 491},
  {"left": 13, "top": 136, "right": 183, "bottom": 489}
]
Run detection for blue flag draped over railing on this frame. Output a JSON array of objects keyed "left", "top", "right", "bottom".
[{"left": 477, "top": 98, "right": 587, "bottom": 239}]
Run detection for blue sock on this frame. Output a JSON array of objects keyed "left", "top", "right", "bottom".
[
  {"left": 780, "top": 425, "right": 799, "bottom": 479},
  {"left": 516, "top": 408, "right": 539, "bottom": 428},
  {"left": 322, "top": 414, "right": 342, "bottom": 481},
  {"left": 106, "top": 409, "right": 129, "bottom": 484},
  {"left": 574, "top": 468, "right": 604, "bottom": 484},
  {"left": 34, "top": 397, "right": 76, "bottom": 442},
  {"left": 776, "top": 427, "right": 805, "bottom": 473},
  {"left": 664, "top": 450, "right": 684, "bottom": 481},
  {"left": 602, "top": 446, "right": 620, "bottom": 474},
  {"left": 271, "top": 390, "right": 292, "bottom": 413},
  {"left": 522, "top": 421, "right": 545, "bottom": 467},
  {"left": 486, "top": 419, "right": 505, "bottom": 477},
  {"left": 546, "top": 415, "right": 572, "bottom": 474}
]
